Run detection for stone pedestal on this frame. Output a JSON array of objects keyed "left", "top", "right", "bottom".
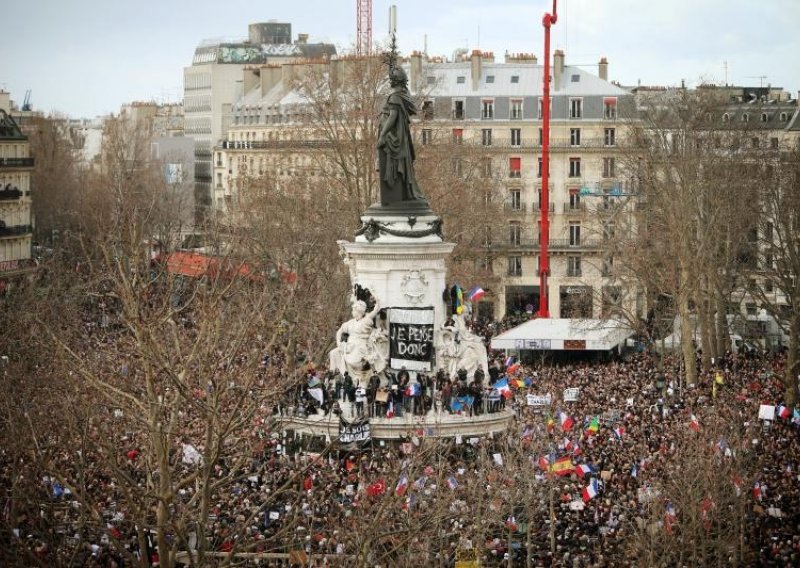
[{"left": 340, "top": 213, "right": 454, "bottom": 334}]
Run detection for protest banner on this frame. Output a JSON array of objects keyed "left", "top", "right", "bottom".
[
  {"left": 527, "top": 393, "right": 552, "bottom": 406},
  {"left": 389, "top": 307, "right": 435, "bottom": 371},
  {"left": 758, "top": 404, "right": 775, "bottom": 421},
  {"left": 339, "top": 417, "right": 371, "bottom": 445},
  {"left": 563, "top": 387, "right": 580, "bottom": 402}
]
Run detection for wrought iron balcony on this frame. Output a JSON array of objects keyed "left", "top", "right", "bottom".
[
  {"left": 0, "top": 186, "right": 23, "bottom": 201},
  {"left": 0, "top": 158, "right": 34, "bottom": 169},
  {"left": 0, "top": 224, "right": 33, "bottom": 238}
]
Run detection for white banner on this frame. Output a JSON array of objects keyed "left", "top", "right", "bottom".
[
  {"left": 527, "top": 394, "right": 552, "bottom": 406},
  {"left": 758, "top": 404, "right": 775, "bottom": 421},
  {"left": 563, "top": 387, "right": 580, "bottom": 402}
]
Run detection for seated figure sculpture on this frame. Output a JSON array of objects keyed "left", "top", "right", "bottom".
[
  {"left": 329, "top": 297, "right": 388, "bottom": 383},
  {"left": 438, "top": 313, "right": 490, "bottom": 381}
]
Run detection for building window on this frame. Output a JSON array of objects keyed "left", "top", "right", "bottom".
[
  {"left": 751, "top": 137, "right": 759, "bottom": 148},
  {"left": 570, "top": 128, "right": 581, "bottom": 147},
  {"left": 421, "top": 129, "right": 433, "bottom": 145},
  {"left": 510, "top": 99, "right": 523, "bottom": 120},
  {"left": 761, "top": 113, "right": 768, "bottom": 123},
  {"left": 452, "top": 158, "right": 464, "bottom": 177},
  {"left": 510, "top": 128, "right": 521, "bottom": 147},
  {"left": 486, "top": 75, "right": 495, "bottom": 84},
  {"left": 509, "top": 157, "right": 521, "bottom": 178},
  {"left": 481, "top": 157, "right": 493, "bottom": 178},
  {"left": 509, "top": 190, "right": 521, "bottom": 210},
  {"left": 453, "top": 100, "right": 465, "bottom": 120},
  {"left": 779, "top": 112, "right": 788, "bottom": 122},
  {"left": 569, "top": 223, "right": 581, "bottom": 246},
  {"left": 771, "top": 137, "right": 779, "bottom": 149},
  {"left": 569, "top": 157, "right": 581, "bottom": 177},
  {"left": 537, "top": 157, "right": 543, "bottom": 178},
  {"left": 603, "top": 98, "right": 617, "bottom": 120},
  {"left": 422, "top": 100, "right": 434, "bottom": 120},
  {"left": 511, "top": 75, "right": 520, "bottom": 84},
  {"left": 509, "top": 222, "right": 522, "bottom": 246},
  {"left": 482, "top": 100, "right": 495, "bottom": 119},
  {"left": 482, "top": 128, "right": 493, "bottom": 146},
  {"left": 604, "top": 128, "right": 616, "bottom": 147},
  {"left": 602, "top": 157, "right": 616, "bottom": 178},
  {"left": 568, "top": 188, "right": 581, "bottom": 210},
  {"left": 452, "top": 128, "right": 464, "bottom": 145},
  {"left": 427, "top": 76, "right": 436, "bottom": 85},
  {"left": 508, "top": 256, "right": 523, "bottom": 277},
  {"left": 569, "top": 98, "right": 583, "bottom": 119},
  {"left": 538, "top": 128, "right": 543, "bottom": 146},
  {"left": 538, "top": 98, "right": 551, "bottom": 119},
  {"left": 741, "top": 113, "right": 749, "bottom": 123},
  {"left": 567, "top": 256, "right": 582, "bottom": 277},
  {"left": 603, "top": 222, "right": 616, "bottom": 241},
  {"left": 456, "top": 75, "right": 466, "bottom": 84}
]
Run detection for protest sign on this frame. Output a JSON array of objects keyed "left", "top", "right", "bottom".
[
  {"left": 339, "top": 417, "right": 371, "bottom": 445},
  {"left": 563, "top": 387, "right": 580, "bottom": 402},
  {"left": 758, "top": 405, "right": 775, "bottom": 421},
  {"left": 389, "top": 307, "right": 434, "bottom": 371},
  {"left": 527, "top": 393, "right": 552, "bottom": 406}
]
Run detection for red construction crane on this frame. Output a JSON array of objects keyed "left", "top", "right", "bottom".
[
  {"left": 356, "top": 0, "right": 372, "bottom": 56},
  {"left": 537, "top": 0, "right": 557, "bottom": 319}
]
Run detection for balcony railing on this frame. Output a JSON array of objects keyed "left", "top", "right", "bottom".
[
  {"left": 532, "top": 203, "right": 556, "bottom": 214},
  {"left": 220, "top": 140, "right": 330, "bottom": 150},
  {"left": 562, "top": 202, "right": 587, "bottom": 213},
  {"left": 0, "top": 158, "right": 34, "bottom": 169},
  {"left": 0, "top": 224, "right": 33, "bottom": 238},
  {"left": 503, "top": 203, "right": 526, "bottom": 213},
  {"left": 0, "top": 187, "right": 23, "bottom": 201},
  {"left": 489, "top": 237, "right": 603, "bottom": 251}
]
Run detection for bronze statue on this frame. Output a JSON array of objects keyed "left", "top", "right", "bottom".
[{"left": 377, "top": 66, "right": 426, "bottom": 205}]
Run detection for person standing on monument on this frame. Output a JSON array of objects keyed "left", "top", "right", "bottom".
[{"left": 377, "top": 66, "right": 425, "bottom": 204}]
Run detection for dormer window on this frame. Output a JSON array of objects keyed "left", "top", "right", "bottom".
[
  {"left": 741, "top": 113, "right": 749, "bottom": 123},
  {"left": 761, "top": 113, "right": 768, "bottom": 123},
  {"left": 722, "top": 113, "right": 730, "bottom": 123}
]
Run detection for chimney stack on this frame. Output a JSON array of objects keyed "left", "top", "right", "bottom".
[
  {"left": 553, "top": 49, "right": 565, "bottom": 92},
  {"left": 598, "top": 57, "right": 608, "bottom": 81},
  {"left": 470, "top": 50, "right": 482, "bottom": 91}
]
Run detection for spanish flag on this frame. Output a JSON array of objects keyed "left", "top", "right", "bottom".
[{"left": 549, "top": 456, "right": 574, "bottom": 476}]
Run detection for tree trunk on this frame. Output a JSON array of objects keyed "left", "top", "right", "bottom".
[
  {"left": 678, "top": 273, "right": 698, "bottom": 386},
  {"left": 715, "top": 293, "right": 728, "bottom": 358},
  {"left": 785, "top": 314, "right": 800, "bottom": 405},
  {"left": 699, "top": 298, "right": 713, "bottom": 371}
]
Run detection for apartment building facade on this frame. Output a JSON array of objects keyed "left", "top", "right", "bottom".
[
  {"left": 183, "top": 21, "right": 335, "bottom": 218},
  {"left": 212, "top": 49, "right": 639, "bottom": 320},
  {"left": 0, "top": 91, "right": 36, "bottom": 284}
]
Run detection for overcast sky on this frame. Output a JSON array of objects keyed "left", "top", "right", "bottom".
[{"left": 1, "top": 0, "right": 798, "bottom": 118}]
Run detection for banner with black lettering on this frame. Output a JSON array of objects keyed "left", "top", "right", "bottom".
[
  {"left": 389, "top": 307, "right": 435, "bottom": 371},
  {"left": 339, "top": 417, "right": 371, "bottom": 445}
]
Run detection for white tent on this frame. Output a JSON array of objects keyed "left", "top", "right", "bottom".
[{"left": 491, "top": 318, "right": 633, "bottom": 352}]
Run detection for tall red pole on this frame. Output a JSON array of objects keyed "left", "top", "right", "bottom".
[{"left": 537, "top": 0, "right": 557, "bottom": 318}]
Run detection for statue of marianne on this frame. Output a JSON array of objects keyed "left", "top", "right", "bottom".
[{"left": 377, "top": 66, "right": 426, "bottom": 205}]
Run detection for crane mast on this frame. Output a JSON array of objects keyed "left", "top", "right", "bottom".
[{"left": 537, "top": 0, "right": 558, "bottom": 318}]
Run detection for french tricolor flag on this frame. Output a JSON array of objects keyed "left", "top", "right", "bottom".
[
  {"left": 468, "top": 286, "right": 486, "bottom": 302},
  {"left": 575, "top": 463, "right": 595, "bottom": 478},
  {"left": 395, "top": 473, "right": 409, "bottom": 496},
  {"left": 777, "top": 405, "right": 790, "bottom": 419},
  {"left": 582, "top": 478, "right": 599, "bottom": 503},
  {"left": 405, "top": 383, "right": 421, "bottom": 397},
  {"left": 559, "top": 412, "right": 575, "bottom": 432},
  {"left": 493, "top": 378, "right": 513, "bottom": 399}
]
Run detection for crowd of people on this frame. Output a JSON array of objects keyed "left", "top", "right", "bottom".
[{"left": 2, "top": 310, "right": 799, "bottom": 567}]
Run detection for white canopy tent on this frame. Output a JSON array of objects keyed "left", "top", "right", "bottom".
[{"left": 491, "top": 318, "right": 633, "bottom": 352}]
